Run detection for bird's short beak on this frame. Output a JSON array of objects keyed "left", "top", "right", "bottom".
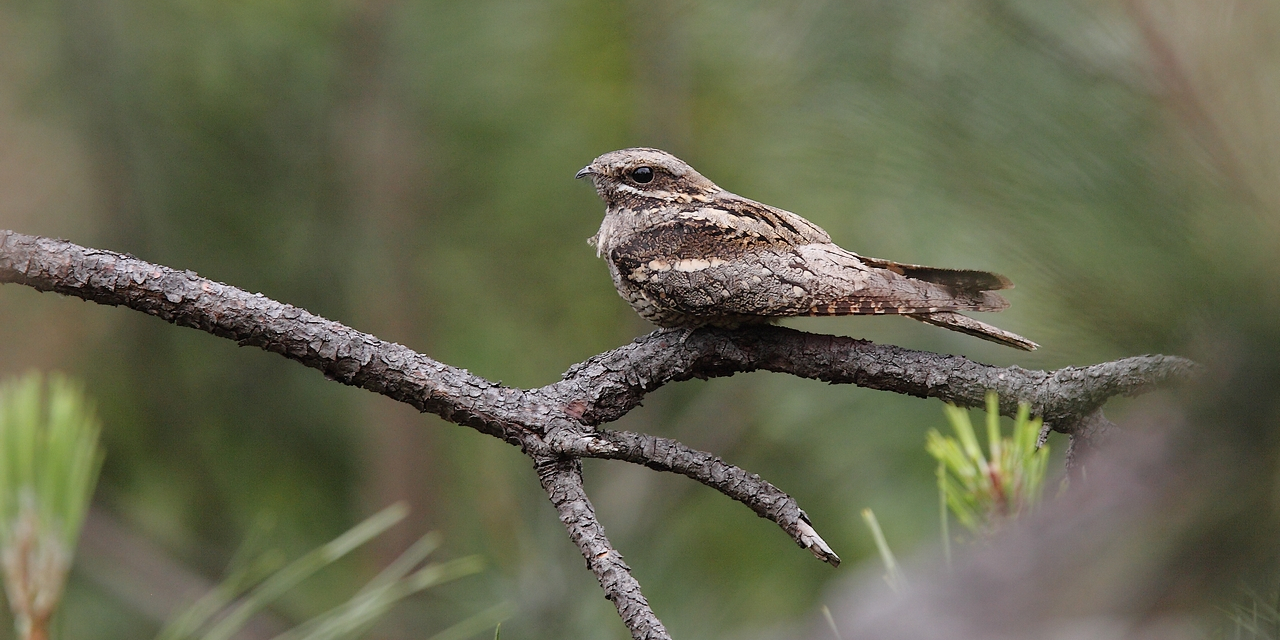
[{"left": 575, "top": 166, "right": 594, "bottom": 180}]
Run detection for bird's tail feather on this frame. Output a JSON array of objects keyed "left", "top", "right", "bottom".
[
  {"left": 911, "top": 311, "right": 1038, "bottom": 351},
  {"left": 855, "top": 256, "right": 1014, "bottom": 293}
]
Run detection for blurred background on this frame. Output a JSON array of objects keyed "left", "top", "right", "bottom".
[{"left": 0, "top": 0, "right": 1276, "bottom": 638}]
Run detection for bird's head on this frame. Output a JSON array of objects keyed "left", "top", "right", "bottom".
[{"left": 576, "top": 148, "right": 720, "bottom": 204}]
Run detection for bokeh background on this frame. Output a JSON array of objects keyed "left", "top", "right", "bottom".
[{"left": 0, "top": 0, "right": 1276, "bottom": 638}]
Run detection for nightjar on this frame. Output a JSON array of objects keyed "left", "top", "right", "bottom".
[{"left": 577, "top": 147, "right": 1037, "bottom": 350}]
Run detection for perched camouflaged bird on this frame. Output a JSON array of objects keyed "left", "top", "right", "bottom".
[{"left": 576, "top": 148, "right": 1038, "bottom": 350}]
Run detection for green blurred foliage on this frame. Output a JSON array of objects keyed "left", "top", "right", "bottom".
[{"left": 0, "top": 0, "right": 1270, "bottom": 638}]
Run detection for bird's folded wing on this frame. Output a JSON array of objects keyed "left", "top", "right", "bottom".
[{"left": 611, "top": 228, "right": 1009, "bottom": 318}]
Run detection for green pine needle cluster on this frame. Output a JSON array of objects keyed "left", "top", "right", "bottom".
[
  {"left": 862, "top": 392, "right": 1051, "bottom": 589},
  {"left": 927, "top": 391, "right": 1049, "bottom": 544},
  {"left": 0, "top": 372, "right": 105, "bottom": 640}
]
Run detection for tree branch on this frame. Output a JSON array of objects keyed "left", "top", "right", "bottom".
[
  {"left": 551, "top": 325, "right": 1194, "bottom": 431},
  {"left": 0, "top": 230, "right": 1196, "bottom": 639},
  {"left": 534, "top": 455, "right": 669, "bottom": 640},
  {"left": 553, "top": 428, "right": 840, "bottom": 565}
]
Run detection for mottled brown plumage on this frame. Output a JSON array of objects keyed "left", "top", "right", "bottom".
[{"left": 576, "top": 148, "right": 1038, "bottom": 350}]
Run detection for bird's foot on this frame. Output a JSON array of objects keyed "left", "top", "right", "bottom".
[{"left": 654, "top": 326, "right": 697, "bottom": 346}]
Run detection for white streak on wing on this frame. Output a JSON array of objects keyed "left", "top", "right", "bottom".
[
  {"left": 679, "top": 207, "right": 740, "bottom": 229},
  {"left": 657, "top": 256, "right": 728, "bottom": 273},
  {"left": 673, "top": 258, "right": 711, "bottom": 272}
]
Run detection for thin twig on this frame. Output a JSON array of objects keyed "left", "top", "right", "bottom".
[
  {"left": 535, "top": 456, "right": 670, "bottom": 640},
  {"left": 552, "top": 428, "right": 840, "bottom": 565}
]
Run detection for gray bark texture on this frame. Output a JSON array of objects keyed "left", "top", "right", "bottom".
[{"left": 0, "top": 230, "right": 1196, "bottom": 640}]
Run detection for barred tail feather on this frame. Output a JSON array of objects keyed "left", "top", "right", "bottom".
[
  {"left": 911, "top": 311, "right": 1039, "bottom": 351},
  {"left": 802, "top": 290, "right": 1009, "bottom": 317}
]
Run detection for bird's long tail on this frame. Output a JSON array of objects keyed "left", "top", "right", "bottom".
[{"left": 911, "top": 311, "right": 1039, "bottom": 351}]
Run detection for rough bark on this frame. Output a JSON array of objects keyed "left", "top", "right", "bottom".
[
  {"left": 535, "top": 456, "right": 669, "bottom": 640},
  {"left": 0, "top": 230, "right": 1196, "bottom": 640}
]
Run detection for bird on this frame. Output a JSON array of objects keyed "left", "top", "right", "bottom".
[{"left": 575, "top": 147, "right": 1037, "bottom": 351}]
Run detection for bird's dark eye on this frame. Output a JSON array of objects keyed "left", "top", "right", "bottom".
[{"left": 630, "top": 166, "right": 654, "bottom": 184}]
